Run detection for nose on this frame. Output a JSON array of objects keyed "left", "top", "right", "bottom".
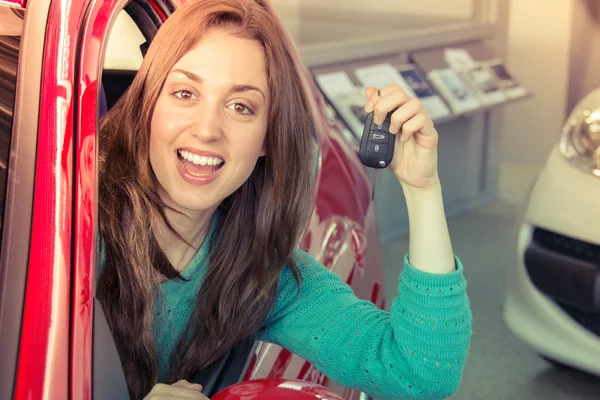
[{"left": 190, "top": 103, "right": 224, "bottom": 143}]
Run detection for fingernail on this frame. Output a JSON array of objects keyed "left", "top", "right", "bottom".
[
  {"left": 389, "top": 124, "right": 396, "bottom": 134},
  {"left": 365, "top": 102, "right": 373, "bottom": 112},
  {"left": 373, "top": 116, "right": 381, "bottom": 125}
]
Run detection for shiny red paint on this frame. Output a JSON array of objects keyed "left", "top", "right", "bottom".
[
  {"left": 148, "top": 0, "right": 167, "bottom": 19},
  {"left": 13, "top": 0, "right": 85, "bottom": 397},
  {"left": 266, "top": 348, "right": 293, "bottom": 378},
  {"left": 71, "top": 0, "right": 123, "bottom": 399},
  {"left": 212, "top": 379, "right": 344, "bottom": 400},
  {"left": 0, "top": 0, "right": 26, "bottom": 9}
]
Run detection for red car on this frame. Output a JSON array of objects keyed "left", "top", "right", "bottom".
[{"left": 0, "top": 0, "right": 385, "bottom": 399}]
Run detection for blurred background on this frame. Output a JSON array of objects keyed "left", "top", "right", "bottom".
[{"left": 271, "top": 0, "right": 600, "bottom": 399}]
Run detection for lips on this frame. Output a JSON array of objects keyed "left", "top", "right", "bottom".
[
  {"left": 177, "top": 149, "right": 224, "bottom": 175},
  {"left": 175, "top": 147, "right": 225, "bottom": 184}
]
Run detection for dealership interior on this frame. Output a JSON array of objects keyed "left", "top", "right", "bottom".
[
  {"left": 3, "top": 0, "right": 600, "bottom": 399},
  {"left": 272, "top": 0, "right": 600, "bottom": 399}
]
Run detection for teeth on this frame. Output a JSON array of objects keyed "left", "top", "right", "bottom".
[{"left": 178, "top": 150, "right": 224, "bottom": 166}]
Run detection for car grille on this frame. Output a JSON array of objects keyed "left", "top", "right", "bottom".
[
  {"left": 532, "top": 228, "right": 600, "bottom": 264},
  {"left": 554, "top": 301, "right": 600, "bottom": 338},
  {"left": 531, "top": 228, "right": 600, "bottom": 336}
]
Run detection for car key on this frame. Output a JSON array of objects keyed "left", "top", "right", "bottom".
[
  {"left": 359, "top": 111, "right": 395, "bottom": 169},
  {"left": 359, "top": 111, "right": 395, "bottom": 200}
]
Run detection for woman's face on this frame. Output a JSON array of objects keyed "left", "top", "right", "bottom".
[{"left": 150, "top": 29, "right": 269, "bottom": 214}]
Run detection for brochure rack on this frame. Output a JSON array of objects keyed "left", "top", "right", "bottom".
[{"left": 287, "top": 2, "right": 525, "bottom": 241}]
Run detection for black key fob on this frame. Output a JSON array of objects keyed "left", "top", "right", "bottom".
[{"left": 359, "top": 112, "right": 395, "bottom": 169}]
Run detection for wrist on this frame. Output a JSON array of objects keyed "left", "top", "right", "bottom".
[
  {"left": 401, "top": 178, "right": 445, "bottom": 218},
  {"left": 400, "top": 176, "right": 442, "bottom": 198}
]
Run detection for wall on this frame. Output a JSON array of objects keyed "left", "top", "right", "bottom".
[
  {"left": 272, "top": 0, "right": 472, "bottom": 19},
  {"left": 270, "top": 0, "right": 301, "bottom": 38},
  {"left": 567, "top": 0, "right": 600, "bottom": 114},
  {"left": 500, "top": 0, "right": 574, "bottom": 165}
]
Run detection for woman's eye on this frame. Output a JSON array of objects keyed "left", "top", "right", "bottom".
[
  {"left": 172, "top": 89, "right": 195, "bottom": 101},
  {"left": 230, "top": 102, "right": 255, "bottom": 116}
]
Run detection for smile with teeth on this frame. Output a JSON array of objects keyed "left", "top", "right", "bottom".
[{"left": 177, "top": 149, "right": 224, "bottom": 177}]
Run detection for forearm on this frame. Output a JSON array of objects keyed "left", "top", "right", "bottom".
[
  {"left": 261, "top": 250, "right": 471, "bottom": 399},
  {"left": 401, "top": 178, "right": 455, "bottom": 274}
]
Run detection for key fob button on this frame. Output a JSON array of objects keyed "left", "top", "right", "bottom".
[
  {"left": 371, "top": 118, "right": 391, "bottom": 133},
  {"left": 369, "top": 132, "right": 388, "bottom": 143},
  {"left": 367, "top": 142, "right": 388, "bottom": 153}
]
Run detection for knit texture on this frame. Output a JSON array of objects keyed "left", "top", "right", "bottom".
[
  {"left": 99, "top": 214, "right": 472, "bottom": 399},
  {"left": 257, "top": 251, "right": 471, "bottom": 400}
]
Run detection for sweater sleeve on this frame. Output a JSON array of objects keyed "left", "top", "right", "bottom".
[{"left": 257, "top": 250, "right": 472, "bottom": 400}]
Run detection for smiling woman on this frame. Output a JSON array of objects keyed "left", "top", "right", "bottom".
[
  {"left": 96, "top": 1, "right": 471, "bottom": 400},
  {"left": 97, "top": 1, "right": 314, "bottom": 398},
  {"left": 149, "top": 36, "right": 270, "bottom": 210}
]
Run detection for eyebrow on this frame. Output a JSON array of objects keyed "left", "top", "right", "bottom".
[{"left": 169, "top": 68, "right": 266, "bottom": 100}]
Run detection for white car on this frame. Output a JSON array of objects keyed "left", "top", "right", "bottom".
[{"left": 504, "top": 88, "right": 600, "bottom": 376}]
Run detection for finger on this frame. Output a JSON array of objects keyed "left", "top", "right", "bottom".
[
  {"left": 173, "top": 380, "right": 203, "bottom": 391},
  {"left": 373, "top": 88, "right": 411, "bottom": 125},
  {"left": 364, "top": 86, "right": 379, "bottom": 112},
  {"left": 150, "top": 381, "right": 204, "bottom": 399},
  {"left": 388, "top": 99, "right": 422, "bottom": 134},
  {"left": 378, "top": 83, "right": 405, "bottom": 97},
  {"left": 400, "top": 113, "right": 428, "bottom": 142}
]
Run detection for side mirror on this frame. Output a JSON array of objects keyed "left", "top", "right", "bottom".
[{"left": 212, "top": 378, "right": 344, "bottom": 400}]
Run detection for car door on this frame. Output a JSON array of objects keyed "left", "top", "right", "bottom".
[
  {"left": 74, "top": 2, "right": 173, "bottom": 399},
  {"left": 0, "top": 1, "right": 62, "bottom": 399}
]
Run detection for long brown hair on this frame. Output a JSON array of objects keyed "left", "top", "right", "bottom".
[{"left": 97, "top": 0, "right": 314, "bottom": 398}]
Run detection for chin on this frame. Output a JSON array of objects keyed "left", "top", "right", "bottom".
[{"left": 173, "top": 196, "right": 222, "bottom": 215}]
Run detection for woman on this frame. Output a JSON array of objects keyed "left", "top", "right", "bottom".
[{"left": 97, "top": 0, "right": 472, "bottom": 399}]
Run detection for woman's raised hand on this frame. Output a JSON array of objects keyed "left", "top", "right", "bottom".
[{"left": 364, "top": 84, "right": 440, "bottom": 192}]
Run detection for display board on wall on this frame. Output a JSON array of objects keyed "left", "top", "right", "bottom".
[
  {"left": 311, "top": 40, "right": 530, "bottom": 143},
  {"left": 411, "top": 41, "right": 529, "bottom": 113}
]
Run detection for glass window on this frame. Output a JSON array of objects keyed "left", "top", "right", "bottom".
[{"left": 0, "top": 6, "right": 24, "bottom": 241}]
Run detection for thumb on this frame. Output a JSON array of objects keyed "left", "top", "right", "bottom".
[
  {"left": 364, "top": 86, "right": 378, "bottom": 100},
  {"left": 364, "top": 86, "right": 379, "bottom": 112},
  {"left": 173, "top": 379, "right": 203, "bottom": 391}
]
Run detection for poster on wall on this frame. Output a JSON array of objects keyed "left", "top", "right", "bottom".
[
  {"left": 444, "top": 48, "right": 506, "bottom": 105},
  {"left": 314, "top": 70, "right": 368, "bottom": 140},
  {"left": 482, "top": 58, "right": 529, "bottom": 99},
  {"left": 354, "top": 63, "right": 417, "bottom": 99},
  {"left": 397, "top": 64, "right": 452, "bottom": 121},
  {"left": 353, "top": 63, "right": 452, "bottom": 122},
  {"left": 427, "top": 68, "right": 480, "bottom": 114}
]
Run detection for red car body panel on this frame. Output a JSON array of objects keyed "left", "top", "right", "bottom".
[
  {"left": 212, "top": 379, "right": 344, "bottom": 400},
  {"left": 72, "top": 1, "right": 123, "bottom": 399},
  {"left": 14, "top": 0, "right": 83, "bottom": 398},
  {"left": 0, "top": 0, "right": 26, "bottom": 8},
  {"left": 6, "top": 0, "right": 385, "bottom": 399}
]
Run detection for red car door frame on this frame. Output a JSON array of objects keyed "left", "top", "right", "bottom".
[
  {"left": 0, "top": 1, "right": 51, "bottom": 400},
  {"left": 13, "top": 0, "right": 120, "bottom": 398}
]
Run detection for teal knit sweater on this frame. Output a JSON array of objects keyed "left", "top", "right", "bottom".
[
  {"left": 144, "top": 215, "right": 472, "bottom": 399},
  {"left": 99, "top": 213, "right": 472, "bottom": 399}
]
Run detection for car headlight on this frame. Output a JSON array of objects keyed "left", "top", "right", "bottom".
[{"left": 560, "top": 88, "right": 600, "bottom": 176}]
